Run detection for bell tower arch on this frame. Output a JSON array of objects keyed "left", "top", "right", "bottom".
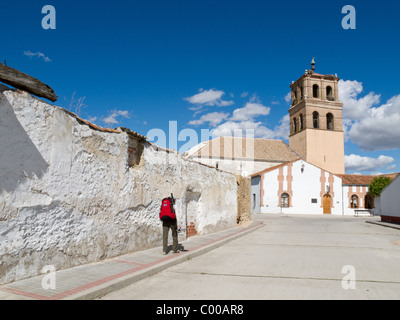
[{"left": 288, "top": 59, "right": 345, "bottom": 174}]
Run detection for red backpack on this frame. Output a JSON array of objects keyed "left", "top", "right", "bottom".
[{"left": 159, "top": 197, "right": 176, "bottom": 221}]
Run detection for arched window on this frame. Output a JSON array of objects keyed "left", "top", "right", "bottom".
[
  {"left": 326, "top": 86, "right": 333, "bottom": 100},
  {"left": 281, "top": 193, "right": 290, "bottom": 208},
  {"left": 300, "top": 86, "right": 304, "bottom": 100},
  {"left": 326, "top": 113, "right": 334, "bottom": 130},
  {"left": 300, "top": 114, "right": 304, "bottom": 130},
  {"left": 350, "top": 195, "right": 359, "bottom": 208},
  {"left": 313, "top": 84, "right": 319, "bottom": 98},
  {"left": 292, "top": 89, "right": 297, "bottom": 106},
  {"left": 313, "top": 111, "right": 319, "bottom": 129},
  {"left": 293, "top": 117, "right": 298, "bottom": 133}
]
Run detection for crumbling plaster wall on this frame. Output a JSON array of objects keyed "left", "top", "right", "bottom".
[
  {"left": 0, "top": 88, "right": 237, "bottom": 285},
  {"left": 236, "top": 174, "right": 251, "bottom": 225}
]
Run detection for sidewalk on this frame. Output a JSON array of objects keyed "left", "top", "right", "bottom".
[{"left": 0, "top": 221, "right": 263, "bottom": 300}]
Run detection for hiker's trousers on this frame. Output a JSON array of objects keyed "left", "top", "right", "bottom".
[{"left": 163, "top": 219, "right": 178, "bottom": 252}]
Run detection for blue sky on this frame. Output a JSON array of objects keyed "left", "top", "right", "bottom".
[{"left": 1, "top": 0, "right": 400, "bottom": 174}]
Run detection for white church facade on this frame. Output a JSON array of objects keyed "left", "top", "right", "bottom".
[
  {"left": 250, "top": 158, "right": 398, "bottom": 216},
  {"left": 251, "top": 159, "right": 343, "bottom": 215}
]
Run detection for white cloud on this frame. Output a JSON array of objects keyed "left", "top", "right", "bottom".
[
  {"left": 349, "top": 100, "right": 400, "bottom": 150},
  {"left": 87, "top": 116, "right": 97, "bottom": 123},
  {"left": 284, "top": 92, "right": 291, "bottom": 104},
  {"left": 116, "top": 110, "right": 130, "bottom": 118},
  {"left": 103, "top": 109, "right": 131, "bottom": 125},
  {"left": 339, "top": 80, "right": 380, "bottom": 121},
  {"left": 210, "top": 97, "right": 290, "bottom": 140},
  {"left": 187, "top": 93, "right": 290, "bottom": 140},
  {"left": 218, "top": 100, "right": 235, "bottom": 107},
  {"left": 103, "top": 115, "right": 119, "bottom": 125},
  {"left": 210, "top": 96, "right": 272, "bottom": 138},
  {"left": 230, "top": 101, "right": 270, "bottom": 121},
  {"left": 211, "top": 120, "right": 274, "bottom": 139},
  {"left": 272, "top": 114, "right": 290, "bottom": 140},
  {"left": 240, "top": 92, "right": 249, "bottom": 98},
  {"left": 340, "top": 79, "right": 400, "bottom": 150},
  {"left": 342, "top": 118, "right": 353, "bottom": 142},
  {"left": 184, "top": 89, "right": 234, "bottom": 107},
  {"left": 24, "top": 51, "right": 51, "bottom": 62},
  {"left": 345, "top": 154, "right": 395, "bottom": 172},
  {"left": 189, "top": 112, "right": 229, "bottom": 127}
]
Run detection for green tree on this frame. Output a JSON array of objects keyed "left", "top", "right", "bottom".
[{"left": 368, "top": 176, "right": 392, "bottom": 197}]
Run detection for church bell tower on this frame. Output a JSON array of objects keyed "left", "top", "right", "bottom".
[{"left": 288, "top": 59, "right": 345, "bottom": 174}]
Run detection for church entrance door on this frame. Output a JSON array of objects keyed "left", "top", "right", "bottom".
[{"left": 323, "top": 194, "right": 331, "bottom": 214}]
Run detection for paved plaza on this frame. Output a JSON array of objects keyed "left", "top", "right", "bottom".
[
  {"left": 1, "top": 214, "right": 400, "bottom": 300},
  {"left": 101, "top": 214, "right": 400, "bottom": 300}
]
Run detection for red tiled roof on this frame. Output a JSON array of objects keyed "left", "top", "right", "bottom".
[
  {"left": 118, "top": 127, "right": 148, "bottom": 140},
  {"left": 250, "top": 159, "right": 301, "bottom": 177},
  {"left": 336, "top": 173, "right": 400, "bottom": 185}
]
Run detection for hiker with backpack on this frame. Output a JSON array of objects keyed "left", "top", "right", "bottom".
[{"left": 159, "top": 194, "right": 180, "bottom": 255}]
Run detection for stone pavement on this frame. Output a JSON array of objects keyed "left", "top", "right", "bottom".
[{"left": 0, "top": 221, "right": 263, "bottom": 300}]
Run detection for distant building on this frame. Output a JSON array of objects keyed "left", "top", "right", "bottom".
[
  {"left": 184, "top": 136, "right": 299, "bottom": 176},
  {"left": 251, "top": 157, "right": 398, "bottom": 215},
  {"left": 335, "top": 174, "right": 397, "bottom": 215}
]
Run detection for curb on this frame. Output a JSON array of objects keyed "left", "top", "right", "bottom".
[
  {"left": 74, "top": 221, "right": 264, "bottom": 300},
  {"left": 366, "top": 219, "right": 400, "bottom": 231}
]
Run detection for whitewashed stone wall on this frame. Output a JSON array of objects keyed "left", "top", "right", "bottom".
[{"left": 0, "top": 87, "right": 237, "bottom": 285}]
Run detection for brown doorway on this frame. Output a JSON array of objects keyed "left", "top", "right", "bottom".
[
  {"left": 365, "top": 194, "right": 374, "bottom": 209},
  {"left": 323, "top": 194, "right": 331, "bottom": 214}
]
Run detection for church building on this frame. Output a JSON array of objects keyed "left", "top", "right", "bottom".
[
  {"left": 251, "top": 60, "right": 398, "bottom": 215},
  {"left": 187, "top": 59, "right": 398, "bottom": 216}
]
